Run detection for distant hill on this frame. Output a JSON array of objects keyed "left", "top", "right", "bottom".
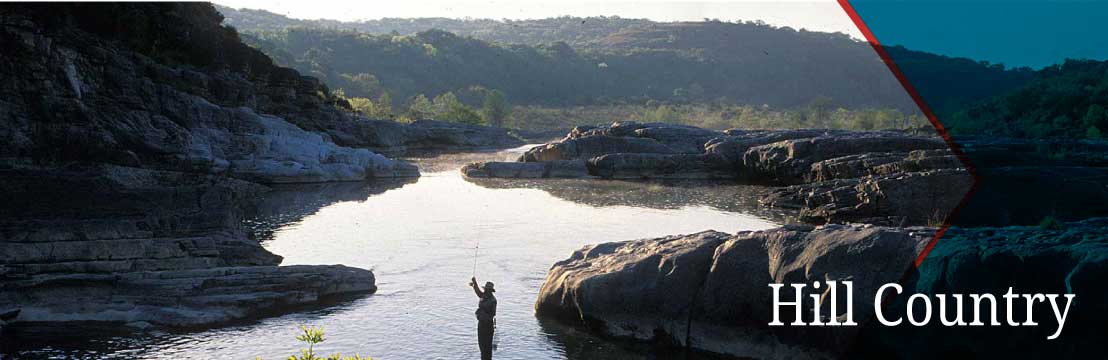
[
  {"left": 885, "top": 46, "right": 1037, "bottom": 116},
  {"left": 215, "top": 5, "right": 657, "bottom": 47},
  {"left": 946, "top": 59, "right": 1108, "bottom": 138},
  {"left": 217, "top": 5, "right": 1038, "bottom": 116}
]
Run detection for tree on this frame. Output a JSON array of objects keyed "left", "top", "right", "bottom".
[
  {"left": 481, "top": 90, "right": 509, "bottom": 127},
  {"left": 441, "top": 103, "right": 483, "bottom": 124},
  {"left": 1082, "top": 104, "right": 1107, "bottom": 129},
  {"left": 1087, "top": 126, "right": 1103, "bottom": 139},
  {"left": 375, "top": 92, "right": 393, "bottom": 118},
  {"left": 407, "top": 94, "right": 435, "bottom": 120},
  {"left": 346, "top": 97, "right": 377, "bottom": 116},
  {"left": 432, "top": 92, "right": 462, "bottom": 117},
  {"left": 808, "top": 96, "right": 833, "bottom": 128}
]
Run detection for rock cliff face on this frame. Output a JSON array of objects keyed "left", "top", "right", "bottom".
[
  {"left": 536, "top": 225, "right": 933, "bottom": 359},
  {"left": 0, "top": 3, "right": 401, "bottom": 330},
  {"left": 0, "top": 4, "right": 417, "bottom": 183},
  {"left": 464, "top": 122, "right": 971, "bottom": 225}
]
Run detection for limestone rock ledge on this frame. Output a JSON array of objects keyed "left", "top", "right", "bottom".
[
  {"left": 0, "top": 165, "right": 377, "bottom": 329},
  {"left": 535, "top": 225, "right": 933, "bottom": 360},
  {"left": 0, "top": 265, "right": 374, "bottom": 327},
  {"left": 464, "top": 122, "right": 971, "bottom": 225}
]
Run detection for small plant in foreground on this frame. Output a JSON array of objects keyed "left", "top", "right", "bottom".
[{"left": 256, "top": 325, "right": 372, "bottom": 360}]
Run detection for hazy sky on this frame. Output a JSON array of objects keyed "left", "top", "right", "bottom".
[{"left": 213, "top": 0, "right": 863, "bottom": 38}]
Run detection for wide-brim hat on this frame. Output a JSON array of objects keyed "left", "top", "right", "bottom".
[{"left": 484, "top": 281, "right": 495, "bottom": 292}]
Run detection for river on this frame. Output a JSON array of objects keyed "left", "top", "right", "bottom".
[{"left": 6, "top": 146, "right": 785, "bottom": 359}]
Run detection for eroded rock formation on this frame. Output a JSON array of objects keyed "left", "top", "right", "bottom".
[
  {"left": 0, "top": 3, "right": 408, "bottom": 330},
  {"left": 536, "top": 225, "right": 933, "bottom": 359},
  {"left": 464, "top": 122, "right": 971, "bottom": 225}
]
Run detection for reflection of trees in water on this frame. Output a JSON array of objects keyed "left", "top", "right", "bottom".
[
  {"left": 466, "top": 177, "right": 794, "bottom": 223},
  {"left": 243, "top": 178, "right": 417, "bottom": 242}
]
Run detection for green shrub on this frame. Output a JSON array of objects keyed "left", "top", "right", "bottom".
[
  {"left": 255, "top": 325, "right": 372, "bottom": 360},
  {"left": 1038, "top": 216, "right": 1065, "bottom": 230}
]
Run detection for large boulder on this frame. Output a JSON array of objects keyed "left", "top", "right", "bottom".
[
  {"left": 852, "top": 219, "right": 1108, "bottom": 358},
  {"left": 588, "top": 153, "right": 736, "bottom": 179},
  {"left": 536, "top": 225, "right": 933, "bottom": 359},
  {"left": 536, "top": 231, "right": 731, "bottom": 343},
  {"left": 520, "top": 135, "right": 677, "bottom": 162},
  {"left": 808, "top": 149, "right": 963, "bottom": 182},
  {"left": 704, "top": 129, "right": 850, "bottom": 169},
  {"left": 741, "top": 134, "right": 949, "bottom": 185},
  {"left": 762, "top": 169, "right": 973, "bottom": 226}
]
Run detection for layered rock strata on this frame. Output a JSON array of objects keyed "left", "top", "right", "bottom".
[{"left": 464, "top": 121, "right": 971, "bottom": 225}]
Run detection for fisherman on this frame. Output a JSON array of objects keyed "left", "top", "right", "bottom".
[{"left": 470, "top": 276, "right": 497, "bottom": 360}]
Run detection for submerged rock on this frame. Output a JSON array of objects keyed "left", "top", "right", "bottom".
[
  {"left": 520, "top": 135, "right": 678, "bottom": 162},
  {"left": 536, "top": 225, "right": 933, "bottom": 359}
]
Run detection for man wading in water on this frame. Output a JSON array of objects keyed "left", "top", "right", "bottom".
[{"left": 470, "top": 277, "right": 497, "bottom": 359}]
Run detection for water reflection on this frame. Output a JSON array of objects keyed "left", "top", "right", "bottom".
[
  {"left": 537, "top": 319, "right": 735, "bottom": 360},
  {"left": 467, "top": 177, "right": 794, "bottom": 224},
  {"left": 5, "top": 146, "right": 781, "bottom": 360},
  {"left": 244, "top": 178, "right": 418, "bottom": 242}
]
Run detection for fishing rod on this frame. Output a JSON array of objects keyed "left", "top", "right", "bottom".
[{"left": 472, "top": 235, "right": 480, "bottom": 278}]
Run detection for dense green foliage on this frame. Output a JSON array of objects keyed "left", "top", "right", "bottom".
[
  {"left": 216, "top": 6, "right": 685, "bottom": 47},
  {"left": 226, "top": 9, "right": 928, "bottom": 110},
  {"left": 240, "top": 25, "right": 919, "bottom": 111},
  {"left": 946, "top": 59, "right": 1108, "bottom": 138},
  {"left": 216, "top": 5, "right": 1047, "bottom": 133},
  {"left": 509, "top": 103, "right": 929, "bottom": 131}
]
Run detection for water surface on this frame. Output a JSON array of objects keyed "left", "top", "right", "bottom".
[{"left": 6, "top": 146, "right": 782, "bottom": 359}]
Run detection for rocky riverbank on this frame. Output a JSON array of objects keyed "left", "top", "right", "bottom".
[
  {"left": 0, "top": 165, "right": 377, "bottom": 329},
  {"left": 518, "top": 124, "right": 1108, "bottom": 358},
  {"left": 535, "top": 224, "right": 934, "bottom": 359},
  {"left": 851, "top": 218, "right": 1108, "bottom": 358},
  {"left": 535, "top": 218, "right": 1108, "bottom": 359},
  {"left": 464, "top": 121, "right": 972, "bottom": 225},
  {"left": 337, "top": 119, "right": 528, "bottom": 156},
  {"left": 1, "top": 3, "right": 422, "bottom": 332}
]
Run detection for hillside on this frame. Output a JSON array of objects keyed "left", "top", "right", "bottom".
[
  {"left": 218, "top": 5, "right": 1041, "bottom": 125},
  {"left": 215, "top": 5, "right": 658, "bottom": 47},
  {"left": 235, "top": 22, "right": 916, "bottom": 112},
  {"left": 946, "top": 59, "right": 1108, "bottom": 138}
]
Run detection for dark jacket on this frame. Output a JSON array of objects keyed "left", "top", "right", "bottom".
[{"left": 474, "top": 288, "right": 497, "bottom": 322}]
